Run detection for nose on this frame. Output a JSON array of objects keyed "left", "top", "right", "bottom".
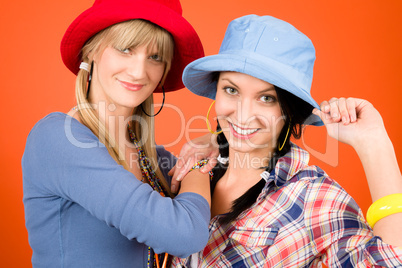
[
  {"left": 236, "top": 98, "right": 256, "bottom": 126},
  {"left": 127, "top": 55, "right": 147, "bottom": 80}
]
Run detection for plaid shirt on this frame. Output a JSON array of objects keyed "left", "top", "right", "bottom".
[{"left": 171, "top": 143, "right": 402, "bottom": 267}]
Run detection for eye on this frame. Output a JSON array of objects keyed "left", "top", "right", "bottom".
[
  {"left": 149, "top": 54, "right": 163, "bottom": 62},
  {"left": 260, "top": 95, "right": 276, "bottom": 103},
  {"left": 224, "top": 87, "right": 238, "bottom": 95},
  {"left": 115, "top": 47, "right": 131, "bottom": 54}
]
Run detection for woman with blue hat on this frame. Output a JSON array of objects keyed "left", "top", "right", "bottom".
[{"left": 172, "top": 14, "right": 402, "bottom": 267}]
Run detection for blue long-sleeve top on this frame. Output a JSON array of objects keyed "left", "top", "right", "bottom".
[{"left": 22, "top": 112, "right": 210, "bottom": 267}]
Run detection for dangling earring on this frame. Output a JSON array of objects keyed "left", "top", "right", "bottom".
[
  {"left": 278, "top": 120, "right": 291, "bottom": 151},
  {"left": 87, "top": 62, "right": 94, "bottom": 99},
  {"left": 141, "top": 86, "right": 165, "bottom": 117},
  {"left": 206, "top": 100, "right": 223, "bottom": 135}
]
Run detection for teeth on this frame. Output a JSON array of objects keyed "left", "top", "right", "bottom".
[{"left": 231, "top": 123, "right": 258, "bottom": 135}]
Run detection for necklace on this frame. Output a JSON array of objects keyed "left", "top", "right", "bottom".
[
  {"left": 127, "top": 125, "right": 169, "bottom": 268},
  {"left": 127, "top": 126, "right": 168, "bottom": 196}
]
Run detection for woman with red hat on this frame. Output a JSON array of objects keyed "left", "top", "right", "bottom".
[{"left": 22, "top": 0, "right": 216, "bottom": 267}]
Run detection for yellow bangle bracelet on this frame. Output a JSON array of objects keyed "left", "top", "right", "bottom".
[{"left": 366, "top": 193, "right": 402, "bottom": 229}]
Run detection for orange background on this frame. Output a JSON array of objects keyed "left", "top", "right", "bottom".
[{"left": 1, "top": 0, "right": 401, "bottom": 266}]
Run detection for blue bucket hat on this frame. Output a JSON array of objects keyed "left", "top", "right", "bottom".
[{"left": 182, "top": 14, "right": 323, "bottom": 126}]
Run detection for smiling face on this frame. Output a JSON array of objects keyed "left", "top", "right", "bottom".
[
  {"left": 90, "top": 44, "right": 166, "bottom": 110},
  {"left": 80, "top": 19, "right": 174, "bottom": 114},
  {"left": 215, "top": 71, "right": 285, "bottom": 157}
]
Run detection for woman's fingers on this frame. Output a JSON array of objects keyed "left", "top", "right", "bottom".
[
  {"left": 320, "top": 100, "right": 330, "bottom": 113},
  {"left": 337, "top": 98, "right": 350, "bottom": 124},
  {"left": 201, "top": 156, "right": 217, "bottom": 174},
  {"left": 312, "top": 108, "right": 331, "bottom": 125},
  {"left": 346, "top": 98, "right": 357, "bottom": 123},
  {"left": 328, "top": 97, "right": 342, "bottom": 122},
  {"left": 319, "top": 97, "right": 357, "bottom": 125}
]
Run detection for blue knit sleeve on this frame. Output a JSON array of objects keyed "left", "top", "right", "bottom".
[
  {"left": 22, "top": 113, "right": 210, "bottom": 257},
  {"left": 156, "top": 145, "right": 177, "bottom": 187}
]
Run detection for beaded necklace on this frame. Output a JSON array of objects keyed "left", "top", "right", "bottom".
[
  {"left": 127, "top": 126, "right": 169, "bottom": 268},
  {"left": 127, "top": 126, "right": 169, "bottom": 196}
]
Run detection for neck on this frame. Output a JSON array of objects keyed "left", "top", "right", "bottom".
[
  {"left": 222, "top": 149, "right": 273, "bottom": 184},
  {"left": 91, "top": 101, "right": 136, "bottom": 152}
]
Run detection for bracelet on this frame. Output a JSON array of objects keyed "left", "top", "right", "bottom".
[
  {"left": 189, "top": 159, "right": 213, "bottom": 178},
  {"left": 366, "top": 193, "right": 402, "bottom": 229},
  {"left": 190, "top": 159, "right": 209, "bottom": 171}
]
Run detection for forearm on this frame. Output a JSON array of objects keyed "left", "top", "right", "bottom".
[
  {"left": 179, "top": 170, "right": 211, "bottom": 208},
  {"left": 353, "top": 129, "right": 402, "bottom": 246},
  {"left": 354, "top": 129, "right": 402, "bottom": 201}
]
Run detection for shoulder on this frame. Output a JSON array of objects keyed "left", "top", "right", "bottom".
[
  {"left": 270, "top": 161, "right": 359, "bottom": 213},
  {"left": 294, "top": 164, "right": 341, "bottom": 193},
  {"left": 28, "top": 112, "right": 83, "bottom": 136},
  {"left": 22, "top": 112, "right": 103, "bottom": 170},
  {"left": 26, "top": 112, "right": 98, "bottom": 149},
  {"left": 296, "top": 165, "right": 363, "bottom": 221},
  {"left": 291, "top": 164, "right": 354, "bottom": 204}
]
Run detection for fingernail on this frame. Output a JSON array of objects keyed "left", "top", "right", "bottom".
[
  {"left": 333, "top": 113, "right": 338, "bottom": 118},
  {"left": 176, "top": 175, "right": 182, "bottom": 181},
  {"left": 171, "top": 185, "right": 176, "bottom": 193}
]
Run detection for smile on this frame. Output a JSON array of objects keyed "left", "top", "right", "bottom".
[
  {"left": 118, "top": 80, "right": 144, "bottom": 91},
  {"left": 229, "top": 123, "right": 259, "bottom": 139}
]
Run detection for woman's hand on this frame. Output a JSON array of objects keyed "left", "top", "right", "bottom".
[
  {"left": 314, "top": 98, "right": 402, "bottom": 246},
  {"left": 169, "top": 133, "right": 219, "bottom": 193},
  {"left": 312, "top": 97, "right": 386, "bottom": 149}
]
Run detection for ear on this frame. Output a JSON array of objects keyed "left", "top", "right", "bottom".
[
  {"left": 88, "top": 52, "right": 97, "bottom": 64},
  {"left": 87, "top": 45, "right": 104, "bottom": 64}
]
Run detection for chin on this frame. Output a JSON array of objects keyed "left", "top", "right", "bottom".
[{"left": 228, "top": 141, "right": 271, "bottom": 154}]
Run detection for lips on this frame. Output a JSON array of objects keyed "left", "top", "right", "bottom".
[
  {"left": 119, "top": 80, "right": 144, "bottom": 91},
  {"left": 229, "top": 123, "right": 259, "bottom": 139}
]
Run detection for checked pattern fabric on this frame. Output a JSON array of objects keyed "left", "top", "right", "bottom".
[{"left": 171, "top": 143, "right": 402, "bottom": 267}]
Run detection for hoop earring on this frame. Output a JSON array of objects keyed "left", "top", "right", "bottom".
[
  {"left": 278, "top": 120, "right": 291, "bottom": 151},
  {"left": 141, "top": 86, "right": 165, "bottom": 117},
  {"left": 206, "top": 100, "right": 223, "bottom": 135},
  {"left": 86, "top": 61, "right": 94, "bottom": 99}
]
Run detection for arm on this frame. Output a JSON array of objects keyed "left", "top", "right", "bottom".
[
  {"left": 313, "top": 98, "right": 402, "bottom": 246},
  {"left": 305, "top": 176, "right": 402, "bottom": 267},
  {"left": 22, "top": 114, "right": 210, "bottom": 257},
  {"left": 169, "top": 132, "right": 219, "bottom": 193},
  {"left": 179, "top": 169, "right": 211, "bottom": 208},
  {"left": 157, "top": 144, "right": 211, "bottom": 206}
]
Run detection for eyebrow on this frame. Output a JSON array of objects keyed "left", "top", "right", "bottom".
[
  {"left": 257, "top": 88, "right": 276, "bottom": 94},
  {"left": 220, "top": 78, "right": 239, "bottom": 88},
  {"left": 220, "top": 78, "right": 276, "bottom": 94}
]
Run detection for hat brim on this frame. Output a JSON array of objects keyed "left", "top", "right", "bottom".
[
  {"left": 61, "top": 0, "right": 204, "bottom": 92},
  {"left": 183, "top": 51, "right": 323, "bottom": 126}
]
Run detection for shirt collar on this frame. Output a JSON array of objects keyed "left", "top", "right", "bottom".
[{"left": 260, "top": 142, "right": 310, "bottom": 188}]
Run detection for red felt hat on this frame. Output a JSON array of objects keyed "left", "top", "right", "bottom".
[{"left": 60, "top": 0, "right": 204, "bottom": 92}]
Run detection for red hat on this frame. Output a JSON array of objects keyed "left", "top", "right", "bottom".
[{"left": 60, "top": 0, "right": 204, "bottom": 92}]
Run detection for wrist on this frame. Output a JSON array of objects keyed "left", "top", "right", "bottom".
[
  {"left": 352, "top": 128, "right": 390, "bottom": 154},
  {"left": 190, "top": 159, "right": 214, "bottom": 178},
  {"left": 366, "top": 193, "right": 402, "bottom": 228}
]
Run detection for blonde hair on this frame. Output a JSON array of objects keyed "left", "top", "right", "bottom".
[{"left": 75, "top": 19, "right": 174, "bottom": 196}]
